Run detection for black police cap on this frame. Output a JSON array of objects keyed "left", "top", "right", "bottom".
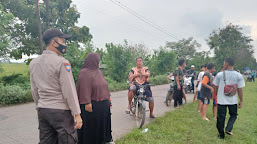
[{"left": 43, "top": 28, "right": 72, "bottom": 43}]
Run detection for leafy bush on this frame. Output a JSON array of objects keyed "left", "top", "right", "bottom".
[
  {"left": 0, "top": 84, "right": 33, "bottom": 105},
  {"left": 104, "top": 43, "right": 133, "bottom": 82},
  {"left": 106, "top": 75, "right": 169, "bottom": 92},
  {"left": 1, "top": 73, "right": 30, "bottom": 85},
  {"left": 150, "top": 48, "right": 177, "bottom": 76},
  {"left": 108, "top": 82, "right": 128, "bottom": 92},
  {"left": 0, "top": 74, "right": 169, "bottom": 105},
  {"left": 105, "top": 77, "right": 128, "bottom": 92},
  {"left": 149, "top": 75, "right": 170, "bottom": 85}
]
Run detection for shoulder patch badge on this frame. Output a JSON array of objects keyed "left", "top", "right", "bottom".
[{"left": 64, "top": 63, "right": 71, "bottom": 72}]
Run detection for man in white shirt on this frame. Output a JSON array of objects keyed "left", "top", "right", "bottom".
[{"left": 213, "top": 58, "right": 245, "bottom": 139}]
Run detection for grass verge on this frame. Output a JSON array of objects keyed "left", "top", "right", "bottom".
[
  {"left": 1, "top": 63, "right": 29, "bottom": 76},
  {"left": 116, "top": 82, "right": 257, "bottom": 144}
]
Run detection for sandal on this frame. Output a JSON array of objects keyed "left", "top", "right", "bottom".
[
  {"left": 225, "top": 131, "right": 234, "bottom": 136},
  {"left": 149, "top": 115, "right": 157, "bottom": 119},
  {"left": 202, "top": 117, "right": 210, "bottom": 121},
  {"left": 125, "top": 108, "right": 130, "bottom": 114}
]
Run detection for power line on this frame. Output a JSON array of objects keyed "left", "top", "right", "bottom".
[
  {"left": 96, "top": 9, "right": 169, "bottom": 42},
  {"left": 109, "top": 0, "right": 180, "bottom": 40},
  {"left": 113, "top": 0, "right": 180, "bottom": 39}
]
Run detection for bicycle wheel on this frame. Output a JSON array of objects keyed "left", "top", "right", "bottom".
[
  {"left": 135, "top": 101, "right": 145, "bottom": 129},
  {"left": 165, "top": 91, "right": 173, "bottom": 106}
]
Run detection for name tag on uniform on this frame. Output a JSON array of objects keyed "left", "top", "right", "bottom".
[{"left": 64, "top": 63, "right": 71, "bottom": 72}]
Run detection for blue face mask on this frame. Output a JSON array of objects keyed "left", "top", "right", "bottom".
[{"left": 54, "top": 40, "right": 67, "bottom": 55}]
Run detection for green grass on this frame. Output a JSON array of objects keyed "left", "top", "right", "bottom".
[
  {"left": 116, "top": 82, "right": 257, "bottom": 144},
  {"left": 0, "top": 63, "right": 29, "bottom": 76}
]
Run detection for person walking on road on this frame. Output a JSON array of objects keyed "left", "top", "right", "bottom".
[{"left": 29, "top": 28, "right": 82, "bottom": 144}]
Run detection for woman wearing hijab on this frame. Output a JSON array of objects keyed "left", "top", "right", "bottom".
[{"left": 77, "top": 53, "right": 113, "bottom": 144}]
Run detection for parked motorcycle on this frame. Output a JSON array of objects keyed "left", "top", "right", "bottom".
[
  {"left": 184, "top": 75, "right": 193, "bottom": 94},
  {"left": 165, "top": 72, "right": 174, "bottom": 106}
]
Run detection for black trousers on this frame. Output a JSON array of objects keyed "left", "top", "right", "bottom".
[
  {"left": 191, "top": 79, "right": 195, "bottom": 92},
  {"left": 37, "top": 108, "right": 78, "bottom": 144},
  {"left": 216, "top": 104, "right": 238, "bottom": 135},
  {"left": 174, "top": 86, "right": 183, "bottom": 107}
]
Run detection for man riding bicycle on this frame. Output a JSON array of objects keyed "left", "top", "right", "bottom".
[{"left": 126, "top": 57, "right": 156, "bottom": 118}]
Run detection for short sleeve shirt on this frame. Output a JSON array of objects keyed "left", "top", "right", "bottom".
[
  {"left": 187, "top": 69, "right": 196, "bottom": 80},
  {"left": 129, "top": 67, "right": 150, "bottom": 84},
  {"left": 200, "top": 72, "right": 212, "bottom": 99},
  {"left": 173, "top": 68, "right": 186, "bottom": 86},
  {"left": 197, "top": 71, "right": 205, "bottom": 91},
  {"left": 213, "top": 70, "right": 245, "bottom": 105},
  {"left": 251, "top": 72, "right": 255, "bottom": 77}
]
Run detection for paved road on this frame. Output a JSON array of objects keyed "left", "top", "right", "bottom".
[{"left": 0, "top": 84, "right": 194, "bottom": 144}]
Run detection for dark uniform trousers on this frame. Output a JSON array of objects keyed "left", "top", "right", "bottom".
[
  {"left": 191, "top": 78, "right": 195, "bottom": 92},
  {"left": 37, "top": 108, "right": 78, "bottom": 144}
]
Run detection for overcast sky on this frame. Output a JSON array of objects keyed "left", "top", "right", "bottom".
[
  {"left": 11, "top": 0, "right": 257, "bottom": 62},
  {"left": 71, "top": 0, "right": 257, "bottom": 58}
]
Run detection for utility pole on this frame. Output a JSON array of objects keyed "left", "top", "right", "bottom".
[
  {"left": 45, "top": 0, "right": 49, "bottom": 29},
  {"left": 36, "top": 0, "right": 43, "bottom": 54}
]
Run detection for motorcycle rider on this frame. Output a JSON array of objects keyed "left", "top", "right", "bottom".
[
  {"left": 126, "top": 57, "right": 156, "bottom": 118},
  {"left": 187, "top": 65, "right": 197, "bottom": 93}
]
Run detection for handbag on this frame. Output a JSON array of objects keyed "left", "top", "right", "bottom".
[{"left": 223, "top": 71, "right": 238, "bottom": 96}]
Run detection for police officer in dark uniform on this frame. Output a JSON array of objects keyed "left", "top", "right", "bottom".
[{"left": 30, "top": 28, "right": 82, "bottom": 144}]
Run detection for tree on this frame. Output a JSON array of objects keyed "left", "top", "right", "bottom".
[
  {"left": 45, "top": 0, "right": 49, "bottom": 29},
  {"left": 207, "top": 23, "right": 255, "bottom": 70},
  {"left": 65, "top": 43, "right": 83, "bottom": 83},
  {"left": 36, "top": 0, "right": 43, "bottom": 54},
  {"left": 104, "top": 43, "right": 133, "bottom": 82},
  {"left": 1, "top": 0, "right": 92, "bottom": 60},
  {"left": 185, "top": 51, "right": 212, "bottom": 71},
  {"left": 95, "top": 47, "right": 106, "bottom": 62},
  {"left": 0, "top": 2, "right": 13, "bottom": 59},
  {"left": 165, "top": 37, "right": 200, "bottom": 60},
  {"left": 0, "top": 2, "right": 14, "bottom": 72},
  {"left": 125, "top": 40, "right": 150, "bottom": 68},
  {"left": 151, "top": 48, "right": 177, "bottom": 75}
]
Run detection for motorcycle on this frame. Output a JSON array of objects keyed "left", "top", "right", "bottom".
[
  {"left": 165, "top": 72, "right": 174, "bottom": 106},
  {"left": 183, "top": 75, "right": 193, "bottom": 94},
  {"left": 129, "top": 81, "right": 152, "bottom": 129}
]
